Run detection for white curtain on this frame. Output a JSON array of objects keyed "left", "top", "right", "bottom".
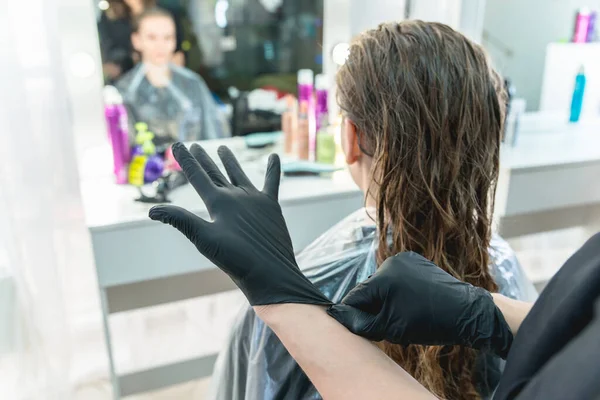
[{"left": 0, "top": 0, "right": 101, "bottom": 397}]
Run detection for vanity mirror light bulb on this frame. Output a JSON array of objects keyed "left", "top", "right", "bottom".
[{"left": 332, "top": 43, "right": 350, "bottom": 66}]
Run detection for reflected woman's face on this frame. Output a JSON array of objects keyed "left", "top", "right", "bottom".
[{"left": 132, "top": 16, "right": 176, "bottom": 66}]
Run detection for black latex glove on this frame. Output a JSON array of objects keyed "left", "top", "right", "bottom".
[
  {"left": 149, "top": 142, "right": 331, "bottom": 307},
  {"left": 327, "top": 252, "right": 513, "bottom": 358}
]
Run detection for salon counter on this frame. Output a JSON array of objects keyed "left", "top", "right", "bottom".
[
  {"left": 83, "top": 138, "right": 363, "bottom": 288},
  {"left": 83, "top": 131, "right": 600, "bottom": 284},
  {"left": 82, "top": 131, "right": 600, "bottom": 398},
  {"left": 498, "top": 129, "right": 600, "bottom": 238}
]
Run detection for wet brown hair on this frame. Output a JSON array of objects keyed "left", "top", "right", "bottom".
[{"left": 336, "top": 21, "right": 506, "bottom": 399}]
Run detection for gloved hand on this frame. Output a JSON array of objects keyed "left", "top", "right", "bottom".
[
  {"left": 149, "top": 142, "right": 331, "bottom": 307},
  {"left": 327, "top": 252, "right": 513, "bottom": 358}
]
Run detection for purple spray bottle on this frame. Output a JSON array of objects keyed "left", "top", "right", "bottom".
[
  {"left": 315, "top": 74, "right": 329, "bottom": 132},
  {"left": 587, "top": 11, "right": 597, "bottom": 42},
  {"left": 103, "top": 86, "right": 130, "bottom": 184},
  {"left": 297, "top": 69, "right": 316, "bottom": 161},
  {"left": 297, "top": 69, "right": 314, "bottom": 105},
  {"left": 314, "top": 74, "right": 335, "bottom": 164}
]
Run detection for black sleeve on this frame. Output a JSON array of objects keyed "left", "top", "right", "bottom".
[
  {"left": 511, "top": 303, "right": 600, "bottom": 400},
  {"left": 494, "top": 232, "right": 600, "bottom": 399}
]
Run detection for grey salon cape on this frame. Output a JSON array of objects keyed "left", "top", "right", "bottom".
[
  {"left": 116, "top": 63, "right": 229, "bottom": 143},
  {"left": 208, "top": 208, "right": 538, "bottom": 400}
]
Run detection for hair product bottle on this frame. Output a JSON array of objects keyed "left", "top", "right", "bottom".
[
  {"left": 297, "top": 69, "right": 314, "bottom": 104},
  {"left": 282, "top": 95, "right": 296, "bottom": 154},
  {"left": 129, "top": 124, "right": 164, "bottom": 185},
  {"left": 297, "top": 69, "right": 316, "bottom": 160},
  {"left": 315, "top": 74, "right": 329, "bottom": 132},
  {"left": 569, "top": 66, "right": 586, "bottom": 123},
  {"left": 103, "top": 87, "right": 130, "bottom": 184},
  {"left": 573, "top": 9, "right": 592, "bottom": 43},
  {"left": 315, "top": 74, "right": 335, "bottom": 164},
  {"left": 587, "top": 11, "right": 597, "bottom": 42},
  {"left": 297, "top": 102, "right": 310, "bottom": 160}
]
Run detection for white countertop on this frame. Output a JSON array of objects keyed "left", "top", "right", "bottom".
[
  {"left": 500, "top": 129, "right": 600, "bottom": 170},
  {"left": 81, "top": 138, "right": 359, "bottom": 232},
  {"left": 81, "top": 129, "right": 600, "bottom": 232}
]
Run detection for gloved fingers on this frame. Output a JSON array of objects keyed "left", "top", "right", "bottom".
[
  {"left": 217, "top": 146, "right": 254, "bottom": 189},
  {"left": 189, "top": 143, "right": 230, "bottom": 188},
  {"left": 172, "top": 143, "right": 218, "bottom": 208},
  {"left": 262, "top": 153, "right": 281, "bottom": 200},
  {"left": 339, "top": 280, "right": 384, "bottom": 315},
  {"left": 327, "top": 304, "right": 385, "bottom": 342},
  {"left": 149, "top": 205, "right": 212, "bottom": 250}
]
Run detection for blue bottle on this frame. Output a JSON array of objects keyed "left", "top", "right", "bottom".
[{"left": 569, "top": 66, "right": 586, "bottom": 123}]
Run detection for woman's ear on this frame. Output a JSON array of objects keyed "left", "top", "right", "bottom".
[{"left": 342, "top": 118, "right": 362, "bottom": 165}]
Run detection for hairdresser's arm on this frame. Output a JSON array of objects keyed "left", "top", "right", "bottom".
[
  {"left": 149, "top": 144, "right": 433, "bottom": 399},
  {"left": 149, "top": 145, "right": 435, "bottom": 399},
  {"left": 491, "top": 293, "right": 533, "bottom": 334},
  {"left": 255, "top": 303, "right": 437, "bottom": 400}
]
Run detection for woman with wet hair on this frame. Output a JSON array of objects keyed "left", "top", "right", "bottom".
[
  {"left": 333, "top": 20, "right": 509, "bottom": 399},
  {"left": 151, "top": 20, "right": 537, "bottom": 400},
  {"left": 209, "top": 20, "right": 535, "bottom": 400}
]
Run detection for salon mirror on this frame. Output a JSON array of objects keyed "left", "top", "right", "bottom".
[
  {"left": 95, "top": 0, "right": 324, "bottom": 142},
  {"left": 63, "top": 0, "right": 324, "bottom": 187}
]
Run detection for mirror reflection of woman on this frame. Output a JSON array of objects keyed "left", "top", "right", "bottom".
[
  {"left": 115, "top": 9, "right": 229, "bottom": 144},
  {"left": 97, "top": 0, "right": 185, "bottom": 83}
]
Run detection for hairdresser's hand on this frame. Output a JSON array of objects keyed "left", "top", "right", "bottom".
[
  {"left": 327, "top": 252, "right": 513, "bottom": 358},
  {"left": 149, "top": 143, "right": 331, "bottom": 307}
]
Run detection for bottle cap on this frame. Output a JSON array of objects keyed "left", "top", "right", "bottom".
[
  {"left": 297, "top": 69, "right": 314, "bottom": 86},
  {"left": 103, "top": 85, "right": 123, "bottom": 105},
  {"left": 315, "top": 74, "right": 328, "bottom": 90},
  {"left": 578, "top": 7, "right": 591, "bottom": 15}
]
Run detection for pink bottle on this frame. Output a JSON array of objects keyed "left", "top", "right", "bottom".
[{"left": 573, "top": 9, "right": 592, "bottom": 43}]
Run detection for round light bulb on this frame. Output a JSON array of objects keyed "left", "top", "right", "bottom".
[
  {"left": 98, "top": 0, "right": 109, "bottom": 11},
  {"left": 331, "top": 43, "right": 350, "bottom": 66}
]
